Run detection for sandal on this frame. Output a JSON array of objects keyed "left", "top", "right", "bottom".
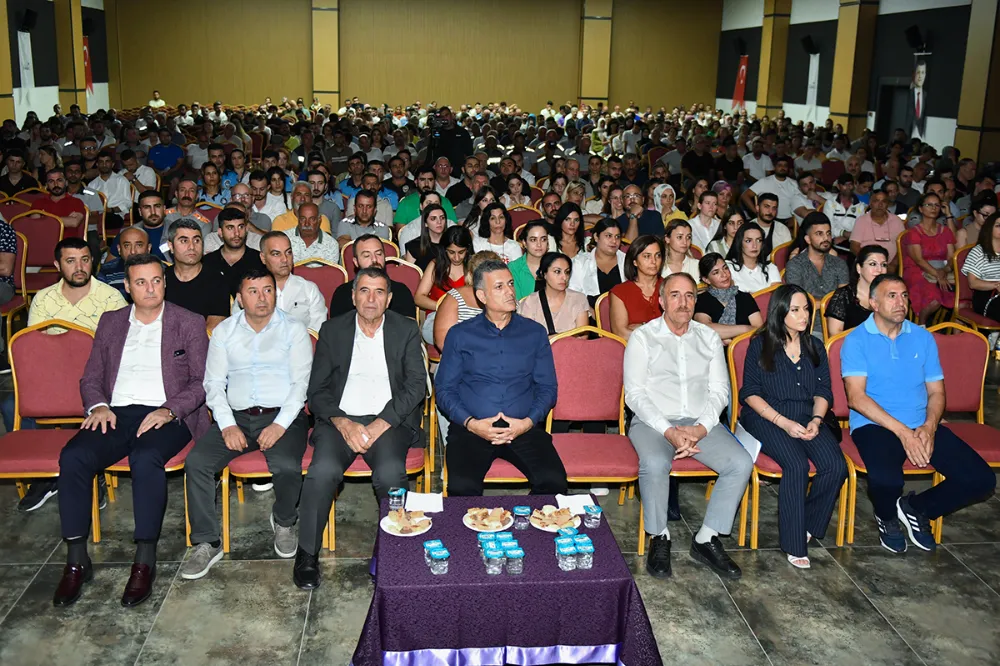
[{"left": 787, "top": 554, "right": 811, "bottom": 569}]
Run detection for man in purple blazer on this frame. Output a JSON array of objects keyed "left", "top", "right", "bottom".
[{"left": 53, "top": 253, "right": 210, "bottom": 609}]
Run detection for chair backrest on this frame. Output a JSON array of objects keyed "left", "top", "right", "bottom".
[
  {"left": 11, "top": 231, "right": 27, "bottom": 294},
  {"left": 250, "top": 132, "right": 265, "bottom": 160},
  {"left": 647, "top": 146, "right": 667, "bottom": 174},
  {"left": 929, "top": 322, "right": 987, "bottom": 420},
  {"left": 770, "top": 241, "right": 792, "bottom": 272},
  {"left": 294, "top": 260, "right": 348, "bottom": 308},
  {"left": 821, "top": 159, "right": 845, "bottom": 187},
  {"left": 10, "top": 211, "right": 64, "bottom": 268},
  {"left": 509, "top": 206, "right": 541, "bottom": 234},
  {"left": 385, "top": 257, "right": 422, "bottom": 297},
  {"left": 825, "top": 332, "right": 851, "bottom": 421},
  {"left": 726, "top": 332, "right": 754, "bottom": 428},
  {"left": 752, "top": 283, "right": 781, "bottom": 318},
  {"left": 952, "top": 244, "right": 974, "bottom": 311},
  {"left": 528, "top": 187, "right": 544, "bottom": 205},
  {"left": 197, "top": 203, "right": 223, "bottom": 225},
  {"left": 0, "top": 199, "right": 31, "bottom": 221},
  {"left": 548, "top": 327, "right": 626, "bottom": 425},
  {"left": 9, "top": 321, "right": 94, "bottom": 425},
  {"left": 14, "top": 189, "right": 46, "bottom": 204},
  {"left": 689, "top": 245, "right": 703, "bottom": 259},
  {"left": 595, "top": 292, "right": 611, "bottom": 332},
  {"left": 341, "top": 240, "right": 399, "bottom": 280},
  {"left": 819, "top": 291, "right": 835, "bottom": 341}
]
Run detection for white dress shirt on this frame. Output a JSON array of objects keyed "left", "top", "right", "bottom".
[
  {"left": 110, "top": 306, "right": 167, "bottom": 408},
  {"left": 259, "top": 193, "right": 290, "bottom": 222},
  {"left": 472, "top": 237, "right": 522, "bottom": 263},
  {"left": 204, "top": 309, "right": 312, "bottom": 430},
  {"left": 88, "top": 172, "right": 132, "bottom": 215},
  {"left": 624, "top": 317, "right": 730, "bottom": 435},
  {"left": 570, "top": 249, "right": 627, "bottom": 296},
  {"left": 231, "top": 274, "right": 327, "bottom": 332},
  {"left": 339, "top": 316, "right": 393, "bottom": 417},
  {"left": 749, "top": 175, "right": 801, "bottom": 219},
  {"left": 123, "top": 165, "right": 158, "bottom": 202},
  {"left": 726, "top": 260, "right": 782, "bottom": 293},
  {"left": 285, "top": 228, "right": 341, "bottom": 266},
  {"left": 688, "top": 215, "right": 720, "bottom": 252}
]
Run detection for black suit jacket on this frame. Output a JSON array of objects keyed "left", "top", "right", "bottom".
[
  {"left": 308, "top": 310, "right": 426, "bottom": 436},
  {"left": 904, "top": 87, "right": 927, "bottom": 138}
]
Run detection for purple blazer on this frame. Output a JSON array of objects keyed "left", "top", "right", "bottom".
[{"left": 80, "top": 301, "right": 210, "bottom": 440}]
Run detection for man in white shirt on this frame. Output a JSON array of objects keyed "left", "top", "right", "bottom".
[
  {"left": 658, "top": 137, "right": 687, "bottom": 176},
  {"left": 208, "top": 102, "right": 228, "bottom": 125},
  {"left": 749, "top": 193, "right": 793, "bottom": 253},
  {"left": 181, "top": 267, "right": 313, "bottom": 580},
  {"left": 825, "top": 134, "right": 851, "bottom": 161},
  {"left": 88, "top": 152, "right": 132, "bottom": 219},
  {"left": 148, "top": 90, "right": 166, "bottom": 109},
  {"left": 433, "top": 156, "right": 460, "bottom": 196},
  {"left": 791, "top": 172, "right": 827, "bottom": 225},
  {"left": 742, "top": 138, "right": 773, "bottom": 184},
  {"left": 295, "top": 267, "right": 427, "bottom": 589},
  {"left": 743, "top": 155, "right": 800, "bottom": 221},
  {"left": 625, "top": 273, "right": 752, "bottom": 579},
  {"left": 231, "top": 231, "right": 327, "bottom": 331},
  {"left": 793, "top": 141, "right": 823, "bottom": 179},
  {"left": 120, "top": 149, "right": 157, "bottom": 203}
]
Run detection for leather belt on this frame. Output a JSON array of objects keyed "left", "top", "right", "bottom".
[{"left": 238, "top": 406, "right": 280, "bottom": 416}]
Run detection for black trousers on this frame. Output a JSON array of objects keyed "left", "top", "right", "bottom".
[
  {"left": 446, "top": 425, "right": 568, "bottom": 497},
  {"left": 58, "top": 405, "right": 190, "bottom": 541},
  {"left": 298, "top": 417, "right": 417, "bottom": 555}
]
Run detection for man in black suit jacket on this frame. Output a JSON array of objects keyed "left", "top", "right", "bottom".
[
  {"left": 904, "top": 61, "right": 928, "bottom": 140},
  {"left": 294, "top": 266, "right": 426, "bottom": 589}
]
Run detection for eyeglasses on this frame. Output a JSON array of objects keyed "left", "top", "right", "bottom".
[{"left": 922, "top": 202, "right": 941, "bottom": 209}]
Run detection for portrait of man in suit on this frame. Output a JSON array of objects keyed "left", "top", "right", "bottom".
[{"left": 905, "top": 59, "right": 928, "bottom": 141}]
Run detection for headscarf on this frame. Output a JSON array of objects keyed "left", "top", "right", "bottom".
[{"left": 652, "top": 184, "right": 678, "bottom": 214}]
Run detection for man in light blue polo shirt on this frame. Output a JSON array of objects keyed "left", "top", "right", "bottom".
[{"left": 841, "top": 274, "right": 994, "bottom": 554}]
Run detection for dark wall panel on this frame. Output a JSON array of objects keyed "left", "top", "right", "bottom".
[
  {"left": 7, "top": 0, "right": 59, "bottom": 88},
  {"left": 82, "top": 7, "right": 108, "bottom": 84},
  {"left": 867, "top": 6, "right": 971, "bottom": 118},
  {"left": 783, "top": 20, "right": 837, "bottom": 107},
  {"left": 716, "top": 27, "right": 761, "bottom": 102}
]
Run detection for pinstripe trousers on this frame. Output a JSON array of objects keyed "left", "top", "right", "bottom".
[{"left": 742, "top": 414, "right": 847, "bottom": 557}]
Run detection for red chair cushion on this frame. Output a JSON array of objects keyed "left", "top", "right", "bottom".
[
  {"left": 840, "top": 435, "right": 933, "bottom": 473},
  {"left": 957, "top": 308, "right": 1000, "bottom": 330},
  {"left": 670, "top": 457, "right": 717, "bottom": 474},
  {"left": 346, "top": 447, "right": 425, "bottom": 475},
  {"left": 755, "top": 452, "right": 817, "bottom": 476},
  {"left": 24, "top": 272, "right": 60, "bottom": 292},
  {"left": 552, "top": 433, "right": 637, "bottom": 479},
  {"left": 228, "top": 445, "right": 314, "bottom": 475},
  {"left": 112, "top": 441, "right": 194, "bottom": 471},
  {"left": 0, "top": 294, "right": 24, "bottom": 315},
  {"left": 939, "top": 422, "right": 1000, "bottom": 464},
  {"left": 0, "top": 429, "right": 76, "bottom": 473},
  {"left": 484, "top": 457, "right": 527, "bottom": 481}
]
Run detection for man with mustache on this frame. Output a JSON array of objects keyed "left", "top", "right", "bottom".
[
  {"left": 165, "top": 179, "right": 213, "bottom": 236},
  {"left": 30, "top": 168, "right": 88, "bottom": 242},
  {"left": 624, "top": 272, "right": 751, "bottom": 580},
  {"left": 163, "top": 219, "right": 230, "bottom": 331},
  {"left": 435, "top": 259, "right": 568, "bottom": 497},
  {"left": 784, "top": 213, "right": 849, "bottom": 335}
]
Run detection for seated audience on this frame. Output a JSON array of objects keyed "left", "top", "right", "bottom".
[
  {"left": 0, "top": 148, "right": 39, "bottom": 196},
  {"left": 751, "top": 193, "right": 792, "bottom": 257},
  {"left": 517, "top": 252, "right": 589, "bottom": 335},
  {"left": 272, "top": 183, "right": 333, "bottom": 234},
  {"left": 165, "top": 179, "right": 213, "bottom": 236},
  {"left": 900, "top": 192, "right": 956, "bottom": 324},
  {"left": 841, "top": 274, "right": 995, "bottom": 553},
  {"left": 653, "top": 183, "right": 686, "bottom": 227},
  {"left": 416, "top": 225, "right": 474, "bottom": 341},
  {"left": 661, "top": 219, "right": 700, "bottom": 283},
  {"left": 955, "top": 193, "right": 997, "bottom": 249},
  {"left": 500, "top": 173, "right": 531, "bottom": 208},
  {"left": 398, "top": 191, "right": 455, "bottom": 249},
  {"left": 569, "top": 218, "right": 626, "bottom": 305},
  {"left": 826, "top": 245, "right": 889, "bottom": 337},
  {"left": 959, "top": 211, "right": 1000, "bottom": 322},
  {"left": 472, "top": 202, "right": 522, "bottom": 263},
  {"left": 617, "top": 184, "right": 663, "bottom": 241},
  {"left": 329, "top": 234, "right": 416, "bottom": 319},
  {"left": 610, "top": 234, "right": 664, "bottom": 341},
  {"left": 163, "top": 218, "right": 230, "bottom": 330},
  {"left": 98, "top": 226, "right": 149, "bottom": 299},
  {"left": 30, "top": 169, "right": 87, "bottom": 238},
  {"left": 625, "top": 272, "right": 751, "bottom": 579},
  {"left": 707, "top": 209, "right": 744, "bottom": 257},
  {"left": 459, "top": 186, "right": 497, "bottom": 236},
  {"left": 694, "top": 253, "right": 763, "bottom": 343},
  {"left": 508, "top": 219, "right": 550, "bottom": 300},
  {"left": 784, "top": 214, "right": 850, "bottom": 319},
  {"left": 687, "top": 191, "right": 720, "bottom": 252},
  {"left": 202, "top": 208, "right": 266, "bottom": 296},
  {"left": 286, "top": 202, "right": 342, "bottom": 267},
  {"left": 402, "top": 204, "right": 447, "bottom": 271},
  {"left": 551, "top": 202, "right": 585, "bottom": 259},
  {"left": 182, "top": 268, "right": 312, "bottom": 580},
  {"left": 198, "top": 162, "right": 231, "bottom": 205},
  {"left": 849, "top": 189, "right": 906, "bottom": 270}
]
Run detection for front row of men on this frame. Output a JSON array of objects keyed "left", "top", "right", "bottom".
[{"left": 50, "top": 258, "right": 995, "bottom": 607}]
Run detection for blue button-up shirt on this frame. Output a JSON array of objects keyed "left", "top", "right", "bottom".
[
  {"left": 840, "top": 314, "right": 944, "bottom": 432},
  {"left": 204, "top": 309, "right": 313, "bottom": 430},
  {"left": 435, "top": 312, "right": 557, "bottom": 428}
]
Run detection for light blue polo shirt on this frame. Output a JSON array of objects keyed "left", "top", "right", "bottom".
[{"left": 840, "top": 314, "right": 944, "bottom": 433}]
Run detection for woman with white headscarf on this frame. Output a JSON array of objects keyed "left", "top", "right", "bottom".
[{"left": 653, "top": 183, "right": 687, "bottom": 227}]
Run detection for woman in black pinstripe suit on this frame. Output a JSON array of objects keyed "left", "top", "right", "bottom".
[{"left": 738, "top": 284, "right": 848, "bottom": 569}]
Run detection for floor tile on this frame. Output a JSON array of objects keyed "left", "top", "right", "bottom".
[
  {"left": 298, "top": 559, "right": 375, "bottom": 665},
  {"left": 0, "top": 565, "right": 42, "bottom": 621}
]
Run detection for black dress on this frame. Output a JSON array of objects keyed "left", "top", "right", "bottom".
[
  {"left": 826, "top": 285, "right": 871, "bottom": 332},
  {"left": 694, "top": 290, "right": 759, "bottom": 325},
  {"left": 404, "top": 239, "right": 440, "bottom": 272}
]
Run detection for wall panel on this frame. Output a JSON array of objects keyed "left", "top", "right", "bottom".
[
  {"left": 114, "top": 0, "right": 311, "bottom": 108},
  {"left": 339, "top": 0, "right": 580, "bottom": 113},
  {"left": 609, "top": 0, "right": 723, "bottom": 110}
]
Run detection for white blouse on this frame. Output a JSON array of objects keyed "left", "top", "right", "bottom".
[{"left": 472, "top": 237, "right": 523, "bottom": 264}]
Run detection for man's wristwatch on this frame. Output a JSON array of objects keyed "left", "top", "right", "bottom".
[{"left": 165, "top": 408, "right": 177, "bottom": 421}]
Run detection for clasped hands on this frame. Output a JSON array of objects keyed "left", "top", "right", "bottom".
[
  {"left": 775, "top": 415, "right": 821, "bottom": 441},
  {"left": 899, "top": 424, "right": 936, "bottom": 468},
  {"left": 222, "top": 422, "right": 287, "bottom": 452},
  {"left": 332, "top": 416, "right": 390, "bottom": 454},
  {"left": 664, "top": 424, "right": 708, "bottom": 459},
  {"left": 468, "top": 412, "right": 533, "bottom": 446}
]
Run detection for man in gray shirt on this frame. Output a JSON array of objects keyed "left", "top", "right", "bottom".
[{"left": 784, "top": 213, "right": 849, "bottom": 334}]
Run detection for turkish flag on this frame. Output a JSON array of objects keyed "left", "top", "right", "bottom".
[
  {"left": 83, "top": 36, "right": 94, "bottom": 94},
  {"left": 732, "top": 55, "right": 748, "bottom": 111}
]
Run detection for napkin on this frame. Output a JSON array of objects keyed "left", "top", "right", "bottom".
[
  {"left": 404, "top": 492, "right": 443, "bottom": 513},
  {"left": 556, "top": 493, "right": 595, "bottom": 515}
]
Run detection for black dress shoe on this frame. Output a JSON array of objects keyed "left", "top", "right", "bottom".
[
  {"left": 293, "top": 548, "right": 321, "bottom": 590},
  {"left": 645, "top": 535, "right": 672, "bottom": 578},
  {"left": 53, "top": 562, "right": 93, "bottom": 607},
  {"left": 690, "top": 536, "right": 742, "bottom": 579},
  {"left": 121, "top": 563, "right": 156, "bottom": 608}
]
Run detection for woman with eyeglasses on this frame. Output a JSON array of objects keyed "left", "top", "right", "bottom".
[
  {"left": 955, "top": 194, "right": 997, "bottom": 249},
  {"left": 826, "top": 244, "right": 889, "bottom": 337},
  {"left": 960, "top": 211, "right": 1000, "bottom": 323},
  {"left": 901, "top": 192, "right": 956, "bottom": 324}
]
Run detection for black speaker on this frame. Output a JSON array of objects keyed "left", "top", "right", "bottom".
[
  {"left": 20, "top": 9, "right": 38, "bottom": 32},
  {"left": 801, "top": 35, "right": 819, "bottom": 54},
  {"left": 82, "top": 18, "right": 94, "bottom": 35},
  {"left": 905, "top": 25, "right": 925, "bottom": 51},
  {"left": 735, "top": 37, "right": 748, "bottom": 56}
]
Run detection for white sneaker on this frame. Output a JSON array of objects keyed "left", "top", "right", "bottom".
[
  {"left": 590, "top": 486, "right": 610, "bottom": 497},
  {"left": 988, "top": 332, "right": 999, "bottom": 351},
  {"left": 252, "top": 482, "right": 273, "bottom": 492}
]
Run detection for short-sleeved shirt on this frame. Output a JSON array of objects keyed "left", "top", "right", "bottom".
[
  {"left": 681, "top": 151, "right": 714, "bottom": 181},
  {"left": 0, "top": 220, "right": 15, "bottom": 286},
  {"left": 27, "top": 277, "right": 127, "bottom": 331},
  {"left": 961, "top": 244, "right": 1000, "bottom": 282},
  {"left": 841, "top": 315, "right": 944, "bottom": 432},
  {"left": 695, "top": 290, "right": 760, "bottom": 325},
  {"left": 784, "top": 251, "right": 850, "bottom": 300},
  {"left": 147, "top": 143, "right": 184, "bottom": 172},
  {"left": 202, "top": 247, "right": 266, "bottom": 296},
  {"left": 164, "top": 265, "right": 231, "bottom": 320},
  {"left": 0, "top": 173, "right": 39, "bottom": 198},
  {"left": 742, "top": 153, "right": 773, "bottom": 181},
  {"left": 749, "top": 175, "right": 800, "bottom": 220},
  {"left": 849, "top": 213, "right": 907, "bottom": 262},
  {"left": 615, "top": 210, "right": 664, "bottom": 237}
]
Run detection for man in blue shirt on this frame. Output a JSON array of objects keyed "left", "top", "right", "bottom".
[
  {"left": 841, "top": 274, "right": 994, "bottom": 553},
  {"left": 436, "top": 260, "right": 568, "bottom": 496},
  {"left": 147, "top": 127, "right": 184, "bottom": 174},
  {"left": 616, "top": 184, "right": 664, "bottom": 241}
]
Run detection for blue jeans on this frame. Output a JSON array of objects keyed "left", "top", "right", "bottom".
[{"left": 1, "top": 394, "right": 36, "bottom": 432}]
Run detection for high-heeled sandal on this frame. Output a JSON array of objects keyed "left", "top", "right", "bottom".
[{"left": 787, "top": 554, "right": 811, "bottom": 569}]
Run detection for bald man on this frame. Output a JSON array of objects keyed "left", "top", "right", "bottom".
[
  {"left": 271, "top": 182, "right": 333, "bottom": 233},
  {"left": 97, "top": 226, "right": 149, "bottom": 299}
]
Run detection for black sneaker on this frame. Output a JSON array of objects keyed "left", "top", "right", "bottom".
[
  {"left": 875, "top": 515, "right": 907, "bottom": 554},
  {"left": 18, "top": 480, "right": 58, "bottom": 512},
  {"left": 690, "top": 536, "right": 742, "bottom": 579},
  {"left": 645, "top": 535, "right": 672, "bottom": 578},
  {"left": 897, "top": 492, "right": 936, "bottom": 552}
]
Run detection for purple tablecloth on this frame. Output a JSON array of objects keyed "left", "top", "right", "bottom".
[{"left": 351, "top": 496, "right": 662, "bottom": 666}]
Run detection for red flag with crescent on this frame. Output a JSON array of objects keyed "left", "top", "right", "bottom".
[
  {"left": 732, "top": 55, "right": 748, "bottom": 111},
  {"left": 83, "top": 36, "right": 94, "bottom": 94}
]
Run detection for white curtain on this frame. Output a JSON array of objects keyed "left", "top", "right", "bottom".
[
  {"left": 16, "top": 31, "right": 34, "bottom": 109},
  {"left": 804, "top": 53, "right": 820, "bottom": 122}
]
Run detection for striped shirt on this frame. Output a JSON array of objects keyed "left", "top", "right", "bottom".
[
  {"left": 447, "top": 288, "right": 481, "bottom": 323},
  {"left": 960, "top": 244, "right": 1000, "bottom": 282}
]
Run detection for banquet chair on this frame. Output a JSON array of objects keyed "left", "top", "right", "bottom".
[
  {"left": 951, "top": 245, "right": 1000, "bottom": 359},
  {"left": 689, "top": 245, "right": 703, "bottom": 260},
  {"left": 0, "top": 197, "right": 31, "bottom": 221},
  {"left": 294, "top": 259, "right": 348, "bottom": 309},
  {"left": 594, "top": 292, "right": 612, "bottom": 332},
  {"left": 196, "top": 202, "right": 223, "bottom": 226},
  {"left": 0, "top": 321, "right": 101, "bottom": 540},
  {"left": 729, "top": 330, "right": 848, "bottom": 549},
  {"left": 342, "top": 239, "right": 399, "bottom": 279},
  {"left": 529, "top": 187, "right": 544, "bottom": 205},
  {"left": 769, "top": 242, "right": 793, "bottom": 273},
  {"left": 751, "top": 283, "right": 781, "bottom": 319},
  {"left": 1, "top": 232, "right": 29, "bottom": 342},
  {"left": 825, "top": 331, "right": 941, "bottom": 544},
  {"left": 10, "top": 211, "right": 63, "bottom": 293},
  {"left": 509, "top": 205, "right": 542, "bottom": 234},
  {"left": 385, "top": 257, "right": 423, "bottom": 298},
  {"left": 819, "top": 291, "right": 835, "bottom": 341},
  {"left": 12, "top": 188, "right": 46, "bottom": 204}
]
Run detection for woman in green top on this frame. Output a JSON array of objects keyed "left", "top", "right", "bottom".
[{"left": 509, "top": 219, "right": 551, "bottom": 300}]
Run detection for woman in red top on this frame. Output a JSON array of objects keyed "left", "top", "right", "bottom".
[
  {"left": 901, "top": 192, "right": 956, "bottom": 324},
  {"left": 609, "top": 234, "right": 664, "bottom": 341},
  {"left": 416, "top": 225, "right": 474, "bottom": 344}
]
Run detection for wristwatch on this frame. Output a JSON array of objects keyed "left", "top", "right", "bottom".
[{"left": 165, "top": 408, "right": 177, "bottom": 421}]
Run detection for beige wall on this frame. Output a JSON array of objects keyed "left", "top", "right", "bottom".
[
  {"left": 111, "top": 0, "right": 312, "bottom": 109},
  {"left": 609, "top": 0, "right": 723, "bottom": 110},
  {"left": 339, "top": 0, "right": 581, "bottom": 113}
]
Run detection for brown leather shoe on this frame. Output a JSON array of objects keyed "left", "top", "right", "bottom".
[
  {"left": 121, "top": 563, "right": 156, "bottom": 608},
  {"left": 53, "top": 562, "right": 93, "bottom": 607}
]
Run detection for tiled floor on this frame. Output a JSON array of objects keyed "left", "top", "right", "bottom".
[{"left": 0, "top": 371, "right": 999, "bottom": 665}]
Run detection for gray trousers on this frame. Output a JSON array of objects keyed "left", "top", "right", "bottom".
[
  {"left": 0, "top": 281, "right": 14, "bottom": 306},
  {"left": 185, "top": 410, "right": 309, "bottom": 544},
  {"left": 629, "top": 418, "right": 752, "bottom": 537}
]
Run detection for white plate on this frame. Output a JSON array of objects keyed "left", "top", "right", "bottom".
[
  {"left": 380, "top": 514, "right": 432, "bottom": 537},
  {"left": 462, "top": 511, "right": 514, "bottom": 533},
  {"left": 530, "top": 514, "right": 582, "bottom": 533}
]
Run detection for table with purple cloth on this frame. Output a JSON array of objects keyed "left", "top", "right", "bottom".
[{"left": 351, "top": 495, "right": 663, "bottom": 666}]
